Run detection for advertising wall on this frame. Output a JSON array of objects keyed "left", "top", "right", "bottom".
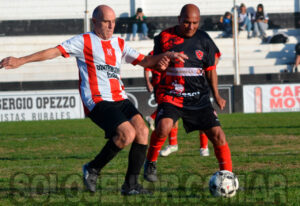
[
  {"left": 0, "top": 85, "right": 232, "bottom": 122},
  {"left": 0, "top": 90, "right": 84, "bottom": 122},
  {"left": 243, "top": 84, "right": 300, "bottom": 113}
]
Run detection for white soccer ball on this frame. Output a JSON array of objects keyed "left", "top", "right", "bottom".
[{"left": 209, "top": 170, "right": 239, "bottom": 198}]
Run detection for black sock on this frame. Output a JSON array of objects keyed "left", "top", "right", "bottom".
[
  {"left": 88, "top": 139, "right": 122, "bottom": 172},
  {"left": 125, "top": 142, "right": 148, "bottom": 186}
]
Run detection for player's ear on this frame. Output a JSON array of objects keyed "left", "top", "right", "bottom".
[{"left": 92, "top": 18, "right": 97, "bottom": 24}]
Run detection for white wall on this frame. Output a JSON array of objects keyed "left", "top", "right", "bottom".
[{"left": 0, "top": 0, "right": 297, "bottom": 21}]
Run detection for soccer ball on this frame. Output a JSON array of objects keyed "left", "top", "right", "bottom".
[{"left": 209, "top": 170, "right": 239, "bottom": 198}]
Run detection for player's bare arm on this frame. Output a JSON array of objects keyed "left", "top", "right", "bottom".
[
  {"left": 0, "top": 47, "right": 62, "bottom": 69},
  {"left": 144, "top": 70, "right": 153, "bottom": 92},
  {"left": 138, "top": 51, "right": 188, "bottom": 70},
  {"left": 205, "top": 69, "right": 226, "bottom": 110}
]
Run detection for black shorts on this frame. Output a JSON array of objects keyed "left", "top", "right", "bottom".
[
  {"left": 88, "top": 99, "right": 141, "bottom": 138},
  {"left": 156, "top": 103, "right": 220, "bottom": 133}
]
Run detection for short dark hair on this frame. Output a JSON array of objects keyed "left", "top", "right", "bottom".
[{"left": 137, "top": 8, "right": 143, "bottom": 13}]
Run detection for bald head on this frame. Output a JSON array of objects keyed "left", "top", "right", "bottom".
[
  {"left": 180, "top": 4, "right": 200, "bottom": 19},
  {"left": 92, "top": 5, "right": 116, "bottom": 40},
  {"left": 93, "top": 5, "right": 115, "bottom": 20},
  {"left": 177, "top": 4, "right": 200, "bottom": 38}
]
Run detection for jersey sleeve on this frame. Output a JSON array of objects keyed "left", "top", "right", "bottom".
[
  {"left": 203, "top": 33, "right": 221, "bottom": 71},
  {"left": 122, "top": 42, "right": 145, "bottom": 65},
  {"left": 56, "top": 35, "right": 84, "bottom": 58}
]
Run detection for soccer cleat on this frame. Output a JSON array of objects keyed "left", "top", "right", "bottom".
[
  {"left": 121, "top": 182, "right": 152, "bottom": 195},
  {"left": 144, "top": 161, "right": 158, "bottom": 182},
  {"left": 159, "top": 144, "right": 178, "bottom": 157},
  {"left": 200, "top": 148, "right": 210, "bottom": 157},
  {"left": 145, "top": 116, "right": 155, "bottom": 131},
  {"left": 82, "top": 163, "right": 99, "bottom": 192}
]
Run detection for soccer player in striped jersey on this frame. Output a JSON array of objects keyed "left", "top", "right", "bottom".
[{"left": 0, "top": 5, "right": 187, "bottom": 195}]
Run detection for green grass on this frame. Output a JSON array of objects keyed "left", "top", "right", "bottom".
[{"left": 0, "top": 112, "right": 300, "bottom": 205}]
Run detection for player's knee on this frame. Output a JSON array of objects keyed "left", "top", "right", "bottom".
[
  {"left": 140, "top": 124, "right": 149, "bottom": 139},
  {"left": 207, "top": 127, "right": 226, "bottom": 146},
  {"left": 135, "top": 124, "right": 149, "bottom": 144},
  {"left": 156, "top": 125, "right": 172, "bottom": 138},
  {"left": 136, "top": 122, "right": 149, "bottom": 137},
  {"left": 117, "top": 127, "right": 136, "bottom": 147},
  {"left": 156, "top": 119, "right": 173, "bottom": 138}
]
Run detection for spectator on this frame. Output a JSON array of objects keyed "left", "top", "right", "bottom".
[
  {"left": 220, "top": 11, "right": 232, "bottom": 38},
  {"left": 132, "top": 8, "right": 149, "bottom": 40},
  {"left": 253, "top": 4, "right": 269, "bottom": 39},
  {"left": 293, "top": 43, "right": 300, "bottom": 72},
  {"left": 239, "top": 3, "right": 253, "bottom": 39}
]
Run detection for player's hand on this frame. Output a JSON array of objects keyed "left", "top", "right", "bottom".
[
  {"left": 156, "top": 56, "right": 171, "bottom": 71},
  {"left": 0, "top": 57, "right": 23, "bottom": 69},
  {"left": 167, "top": 52, "right": 188, "bottom": 63},
  {"left": 215, "top": 95, "right": 226, "bottom": 110},
  {"left": 146, "top": 82, "right": 153, "bottom": 92}
]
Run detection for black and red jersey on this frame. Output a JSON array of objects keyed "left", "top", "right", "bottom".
[{"left": 153, "top": 26, "right": 221, "bottom": 109}]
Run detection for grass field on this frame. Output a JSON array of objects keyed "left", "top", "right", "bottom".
[{"left": 0, "top": 112, "right": 300, "bottom": 206}]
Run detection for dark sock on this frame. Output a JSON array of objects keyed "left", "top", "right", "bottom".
[
  {"left": 88, "top": 139, "right": 122, "bottom": 172},
  {"left": 125, "top": 142, "right": 148, "bottom": 186}
]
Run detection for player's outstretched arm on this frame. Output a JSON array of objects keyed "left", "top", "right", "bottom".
[
  {"left": 138, "top": 51, "right": 188, "bottom": 70},
  {"left": 0, "top": 47, "right": 62, "bottom": 69},
  {"left": 206, "top": 69, "right": 226, "bottom": 110}
]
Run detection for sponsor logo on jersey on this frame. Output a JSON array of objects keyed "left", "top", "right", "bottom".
[
  {"left": 195, "top": 50, "right": 204, "bottom": 60},
  {"left": 107, "top": 48, "right": 113, "bottom": 56}
]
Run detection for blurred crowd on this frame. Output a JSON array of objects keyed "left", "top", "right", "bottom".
[{"left": 220, "top": 3, "right": 269, "bottom": 39}]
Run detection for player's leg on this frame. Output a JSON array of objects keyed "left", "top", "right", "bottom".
[
  {"left": 121, "top": 113, "right": 150, "bottom": 195},
  {"left": 146, "top": 110, "right": 157, "bottom": 130},
  {"left": 83, "top": 101, "right": 135, "bottom": 192},
  {"left": 144, "top": 117, "right": 173, "bottom": 182},
  {"left": 204, "top": 126, "right": 232, "bottom": 172},
  {"left": 160, "top": 120, "right": 179, "bottom": 156},
  {"left": 199, "top": 130, "right": 210, "bottom": 156},
  {"left": 182, "top": 106, "right": 232, "bottom": 172},
  {"left": 144, "top": 103, "right": 180, "bottom": 182}
]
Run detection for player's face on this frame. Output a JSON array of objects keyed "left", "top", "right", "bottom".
[
  {"left": 178, "top": 14, "right": 200, "bottom": 38},
  {"left": 93, "top": 11, "right": 116, "bottom": 40}
]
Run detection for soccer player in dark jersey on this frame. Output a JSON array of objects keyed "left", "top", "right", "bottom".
[
  {"left": 144, "top": 4, "right": 233, "bottom": 182},
  {"left": 145, "top": 61, "right": 211, "bottom": 157}
]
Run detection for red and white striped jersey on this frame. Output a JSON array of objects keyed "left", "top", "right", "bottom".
[{"left": 57, "top": 32, "right": 144, "bottom": 113}]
